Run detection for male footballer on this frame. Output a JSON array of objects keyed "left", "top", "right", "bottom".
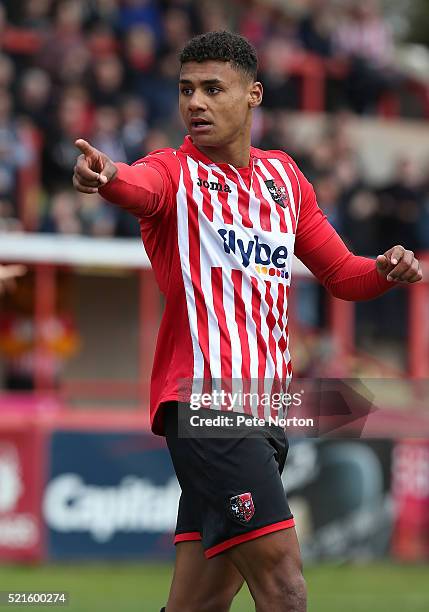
[{"left": 73, "top": 31, "right": 422, "bottom": 612}]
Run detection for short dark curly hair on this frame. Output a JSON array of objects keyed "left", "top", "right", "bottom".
[{"left": 180, "top": 31, "right": 258, "bottom": 81}]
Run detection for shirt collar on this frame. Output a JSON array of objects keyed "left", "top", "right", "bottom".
[{"left": 179, "top": 135, "right": 255, "bottom": 173}]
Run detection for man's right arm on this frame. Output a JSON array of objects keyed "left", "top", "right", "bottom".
[{"left": 72, "top": 139, "right": 165, "bottom": 217}]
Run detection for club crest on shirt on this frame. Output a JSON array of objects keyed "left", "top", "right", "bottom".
[
  {"left": 264, "top": 179, "right": 288, "bottom": 208},
  {"left": 229, "top": 492, "right": 255, "bottom": 523}
]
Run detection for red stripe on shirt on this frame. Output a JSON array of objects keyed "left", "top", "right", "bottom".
[
  {"left": 251, "top": 167, "right": 272, "bottom": 232},
  {"left": 197, "top": 165, "right": 214, "bottom": 222},
  {"left": 263, "top": 280, "right": 282, "bottom": 409},
  {"left": 231, "top": 269, "right": 252, "bottom": 414},
  {"left": 210, "top": 167, "right": 234, "bottom": 225},
  {"left": 231, "top": 167, "right": 253, "bottom": 228},
  {"left": 250, "top": 276, "right": 268, "bottom": 419},
  {"left": 181, "top": 158, "right": 212, "bottom": 394},
  {"left": 211, "top": 266, "right": 233, "bottom": 392},
  {"left": 275, "top": 282, "right": 288, "bottom": 390}
]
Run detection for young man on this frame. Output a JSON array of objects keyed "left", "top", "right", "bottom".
[{"left": 73, "top": 31, "right": 422, "bottom": 612}]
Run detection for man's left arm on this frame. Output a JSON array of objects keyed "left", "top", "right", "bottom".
[
  {"left": 294, "top": 175, "right": 422, "bottom": 300},
  {"left": 300, "top": 232, "right": 422, "bottom": 301}
]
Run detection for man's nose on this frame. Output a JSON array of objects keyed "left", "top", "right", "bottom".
[{"left": 188, "top": 92, "right": 207, "bottom": 112}]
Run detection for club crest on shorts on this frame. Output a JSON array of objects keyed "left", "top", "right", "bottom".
[
  {"left": 229, "top": 492, "right": 255, "bottom": 523},
  {"left": 264, "top": 179, "right": 288, "bottom": 208}
]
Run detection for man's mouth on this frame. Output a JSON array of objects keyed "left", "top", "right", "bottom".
[{"left": 190, "top": 118, "right": 212, "bottom": 129}]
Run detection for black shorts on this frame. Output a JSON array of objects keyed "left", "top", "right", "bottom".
[{"left": 164, "top": 403, "right": 294, "bottom": 559}]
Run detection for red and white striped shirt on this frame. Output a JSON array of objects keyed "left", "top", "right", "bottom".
[{"left": 100, "top": 135, "right": 391, "bottom": 434}]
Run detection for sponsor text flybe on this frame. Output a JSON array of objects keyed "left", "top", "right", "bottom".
[{"left": 218, "top": 229, "right": 289, "bottom": 277}]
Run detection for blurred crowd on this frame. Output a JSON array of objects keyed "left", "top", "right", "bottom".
[{"left": 0, "top": 0, "right": 428, "bottom": 253}]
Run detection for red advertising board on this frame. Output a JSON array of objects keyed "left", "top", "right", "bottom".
[
  {"left": 0, "top": 426, "right": 45, "bottom": 562},
  {"left": 391, "top": 440, "right": 429, "bottom": 561}
]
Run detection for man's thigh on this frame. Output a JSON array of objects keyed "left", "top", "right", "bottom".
[{"left": 166, "top": 541, "right": 244, "bottom": 612}]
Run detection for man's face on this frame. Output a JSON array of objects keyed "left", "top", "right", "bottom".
[{"left": 179, "top": 60, "right": 261, "bottom": 149}]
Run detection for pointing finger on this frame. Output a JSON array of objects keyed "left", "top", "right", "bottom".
[{"left": 75, "top": 139, "right": 96, "bottom": 158}]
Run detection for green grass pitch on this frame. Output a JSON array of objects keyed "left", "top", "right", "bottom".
[{"left": 0, "top": 562, "right": 428, "bottom": 611}]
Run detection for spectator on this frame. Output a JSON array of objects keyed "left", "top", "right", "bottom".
[
  {"left": 36, "top": 1, "right": 89, "bottom": 84},
  {"left": 16, "top": 68, "right": 53, "bottom": 132},
  {"left": 90, "top": 55, "right": 125, "bottom": 107},
  {"left": 91, "top": 106, "right": 127, "bottom": 163},
  {"left": 141, "top": 128, "right": 171, "bottom": 156},
  {"left": 116, "top": 0, "right": 162, "bottom": 39},
  {"left": 333, "top": 0, "right": 400, "bottom": 113},
  {"left": 39, "top": 189, "right": 82, "bottom": 234},
  {"left": 334, "top": 0, "right": 394, "bottom": 69},
  {"left": 195, "top": 0, "right": 229, "bottom": 35},
  {"left": 341, "top": 188, "right": 379, "bottom": 254},
  {"left": 313, "top": 171, "right": 342, "bottom": 231},
  {"left": 376, "top": 156, "right": 424, "bottom": 253},
  {"left": 258, "top": 38, "right": 300, "bottom": 111},
  {"left": 299, "top": 0, "right": 335, "bottom": 58},
  {"left": 20, "top": 0, "right": 53, "bottom": 30},
  {"left": 123, "top": 23, "right": 157, "bottom": 77},
  {"left": 42, "top": 86, "right": 92, "bottom": 191},
  {"left": 86, "top": 22, "right": 119, "bottom": 58},
  {"left": 0, "top": 53, "right": 14, "bottom": 90},
  {"left": 120, "top": 95, "right": 148, "bottom": 162},
  {"left": 161, "top": 8, "right": 192, "bottom": 54},
  {"left": 0, "top": 198, "right": 22, "bottom": 232},
  {"left": 238, "top": 0, "right": 272, "bottom": 49},
  {"left": 0, "top": 90, "right": 30, "bottom": 204},
  {"left": 77, "top": 191, "right": 117, "bottom": 237}
]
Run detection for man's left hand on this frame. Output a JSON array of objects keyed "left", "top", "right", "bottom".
[{"left": 376, "top": 245, "right": 423, "bottom": 283}]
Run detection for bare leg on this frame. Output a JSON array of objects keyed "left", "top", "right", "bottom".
[
  {"left": 226, "top": 528, "right": 306, "bottom": 612},
  {"left": 166, "top": 541, "right": 244, "bottom": 612}
]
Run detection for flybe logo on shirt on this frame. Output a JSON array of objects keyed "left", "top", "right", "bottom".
[{"left": 218, "top": 229, "right": 289, "bottom": 279}]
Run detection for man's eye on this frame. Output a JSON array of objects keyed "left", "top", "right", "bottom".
[
  {"left": 181, "top": 88, "right": 193, "bottom": 96},
  {"left": 207, "top": 87, "right": 221, "bottom": 94}
]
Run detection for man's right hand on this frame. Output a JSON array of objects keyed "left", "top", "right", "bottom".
[{"left": 73, "top": 139, "right": 118, "bottom": 194}]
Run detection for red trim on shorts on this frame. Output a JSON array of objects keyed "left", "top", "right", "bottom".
[
  {"left": 174, "top": 531, "right": 202, "bottom": 544},
  {"left": 204, "top": 518, "right": 295, "bottom": 559}
]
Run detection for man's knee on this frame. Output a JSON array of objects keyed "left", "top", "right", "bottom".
[
  {"left": 241, "top": 542, "right": 306, "bottom": 611},
  {"left": 278, "top": 571, "right": 307, "bottom": 611},
  {"left": 256, "top": 565, "right": 306, "bottom": 611}
]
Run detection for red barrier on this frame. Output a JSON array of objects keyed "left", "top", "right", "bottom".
[
  {"left": 408, "top": 256, "right": 429, "bottom": 379},
  {"left": 0, "top": 425, "right": 45, "bottom": 562},
  {"left": 391, "top": 440, "right": 429, "bottom": 561}
]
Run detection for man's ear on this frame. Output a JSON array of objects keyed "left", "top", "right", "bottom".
[{"left": 249, "top": 81, "right": 263, "bottom": 108}]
